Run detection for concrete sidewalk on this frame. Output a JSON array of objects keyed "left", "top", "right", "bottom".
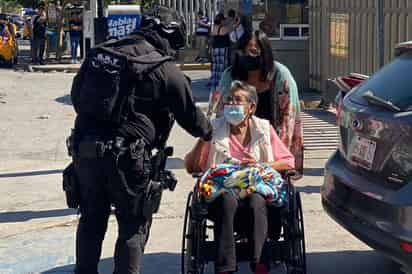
[{"left": 2, "top": 70, "right": 378, "bottom": 274}]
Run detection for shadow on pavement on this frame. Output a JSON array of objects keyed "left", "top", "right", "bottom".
[
  {"left": 41, "top": 252, "right": 181, "bottom": 274},
  {"left": 307, "top": 250, "right": 401, "bottom": 274},
  {"left": 40, "top": 250, "right": 402, "bottom": 274},
  {"left": 0, "top": 208, "right": 77, "bottom": 223},
  {"left": 296, "top": 185, "right": 320, "bottom": 194},
  {"left": 55, "top": 95, "right": 72, "bottom": 106},
  {"left": 0, "top": 169, "right": 63, "bottom": 178},
  {"left": 303, "top": 167, "right": 324, "bottom": 177},
  {"left": 191, "top": 78, "right": 210, "bottom": 103}
]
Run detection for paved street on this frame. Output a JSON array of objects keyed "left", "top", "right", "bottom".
[{"left": 0, "top": 69, "right": 403, "bottom": 274}]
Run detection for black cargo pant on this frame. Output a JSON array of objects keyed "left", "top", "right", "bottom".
[
  {"left": 32, "top": 36, "right": 45, "bottom": 63},
  {"left": 208, "top": 193, "right": 281, "bottom": 273},
  {"left": 74, "top": 153, "right": 150, "bottom": 274}
]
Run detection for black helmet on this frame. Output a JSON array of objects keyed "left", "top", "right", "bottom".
[{"left": 140, "top": 13, "right": 186, "bottom": 51}]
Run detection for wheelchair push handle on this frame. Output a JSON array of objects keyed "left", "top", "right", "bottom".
[{"left": 283, "top": 169, "right": 297, "bottom": 179}]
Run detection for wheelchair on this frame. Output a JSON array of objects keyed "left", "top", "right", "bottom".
[{"left": 181, "top": 171, "right": 306, "bottom": 274}]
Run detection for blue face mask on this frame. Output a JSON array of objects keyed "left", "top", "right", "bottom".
[{"left": 224, "top": 105, "right": 246, "bottom": 126}]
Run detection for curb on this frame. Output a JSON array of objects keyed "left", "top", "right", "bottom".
[
  {"left": 28, "top": 63, "right": 212, "bottom": 73},
  {"left": 178, "top": 63, "right": 211, "bottom": 71}
]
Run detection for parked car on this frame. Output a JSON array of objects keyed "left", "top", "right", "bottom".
[
  {"left": 321, "top": 41, "right": 412, "bottom": 272},
  {"left": 11, "top": 17, "right": 24, "bottom": 39},
  {"left": 0, "top": 22, "right": 18, "bottom": 67}
]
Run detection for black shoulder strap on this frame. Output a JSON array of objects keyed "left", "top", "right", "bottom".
[
  {"left": 33, "top": 15, "right": 40, "bottom": 26},
  {"left": 217, "top": 25, "right": 223, "bottom": 35}
]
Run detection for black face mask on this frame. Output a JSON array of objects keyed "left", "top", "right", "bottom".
[{"left": 237, "top": 54, "right": 261, "bottom": 71}]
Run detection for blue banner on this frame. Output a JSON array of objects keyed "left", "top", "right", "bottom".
[
  {"left": 107, "top": 14, "right": 141, "bottom": 38},
  {"left": 242, "top": 0, "right": 253, "bottom": 15}
]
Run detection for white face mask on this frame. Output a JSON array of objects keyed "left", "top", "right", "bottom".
[{"left": 224, "top": 105, "right": 246, "bottom": 126}]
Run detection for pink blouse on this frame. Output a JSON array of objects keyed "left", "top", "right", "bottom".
[{"left": 200, "top": 125, "right": 295, "bottom": 170}]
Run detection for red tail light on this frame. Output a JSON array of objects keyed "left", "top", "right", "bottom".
[{"left": 400, "top": 241, "right": 412, "bottom": 253}]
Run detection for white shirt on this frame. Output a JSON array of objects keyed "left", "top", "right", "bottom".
[{"left": 229, "top": 24, "right": 245, "bottom": 43}]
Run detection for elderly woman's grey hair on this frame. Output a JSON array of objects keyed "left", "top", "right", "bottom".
[{"left": 229, "top": 80, "right": 258, "bottom": 105}]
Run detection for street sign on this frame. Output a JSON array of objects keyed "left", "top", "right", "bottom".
[
  {"left": 242, "top": 0, "right": 253, "bottom": 15},
  {"left": 107, "top": 14, "right": 140, "bottom": 38},
  {"left": 107, "top": 5, "right": 141, "bottom": 39}
]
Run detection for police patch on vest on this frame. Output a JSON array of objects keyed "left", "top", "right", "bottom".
[{"left": 95, "top": 53, "right": 121, "bottom": 68}]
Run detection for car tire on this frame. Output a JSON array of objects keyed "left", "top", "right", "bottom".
[{"left": 6, "top": 60, "right": 13, "bottom": 68}]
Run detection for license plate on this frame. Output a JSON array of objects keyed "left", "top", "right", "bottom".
[{"left": 350, "top": 136, "right": 376, "bottom": 170}]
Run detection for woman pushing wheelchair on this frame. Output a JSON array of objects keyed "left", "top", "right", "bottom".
[{"left": 185, "top": 80, "right": 295, "bottom": 274}]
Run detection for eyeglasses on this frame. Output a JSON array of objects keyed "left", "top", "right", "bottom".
[{"left": 224, "top": 95, "right": 249, "bottom": 104}]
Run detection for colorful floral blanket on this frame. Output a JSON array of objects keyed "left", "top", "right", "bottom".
[{"left": 199, "top": 163, "right": 287, "bottom": 206}]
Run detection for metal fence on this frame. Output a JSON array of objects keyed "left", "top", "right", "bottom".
[
  {"left": 309, "top": 0, "right": 412, "bottom": 92},
  {"left": 157, "top": 0, "right": 219, "bottom": 46}
]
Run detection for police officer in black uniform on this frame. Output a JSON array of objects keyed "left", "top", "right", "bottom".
[{"left": 68, "top": 15, "right": 212, "bottom": 274}]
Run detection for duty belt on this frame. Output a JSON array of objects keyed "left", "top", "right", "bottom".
[
  {"left": 76, "top": 137, "right": 125, "bottom": 159},
  {"left": 67, "top": 133, "right": 145, "bottom": 160}
]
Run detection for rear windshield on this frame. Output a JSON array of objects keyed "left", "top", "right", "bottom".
[{"left": 351, "top": 52, "right": 412, "bottom": 111}]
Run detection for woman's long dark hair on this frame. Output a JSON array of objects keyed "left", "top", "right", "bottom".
[
  {"left": 214, "top": 13, "right": 225, "bottom": 26},
  {"left": 232, "top": 30, "right": 275, "bottom": 82}
]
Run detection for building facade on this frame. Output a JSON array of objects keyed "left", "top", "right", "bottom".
[{"left": 310, "top": 0, "right": 412, "bottom": 92}]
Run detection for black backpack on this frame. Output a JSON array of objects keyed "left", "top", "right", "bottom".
[{"left": 70, "top": 35, "right": 172, "bottom": 125}]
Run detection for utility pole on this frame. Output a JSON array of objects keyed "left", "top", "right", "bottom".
[
  {"left": 376, "top": 0, "right": 384, "bottom": 68},
  {"left": 94, "top": 0, "right": 108, "bottom": 45}
]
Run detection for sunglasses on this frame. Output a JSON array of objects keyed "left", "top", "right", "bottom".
[{"left": 224, "top": 95, "right": 250, "bottom": 104}]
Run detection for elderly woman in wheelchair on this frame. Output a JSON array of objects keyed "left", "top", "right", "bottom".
[{"left": 184, "top": 81, "right": 304, "bottom": 274}]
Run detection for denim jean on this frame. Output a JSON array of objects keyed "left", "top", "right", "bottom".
[
  {"left": 70, "top": 35, "right": 81, "bottom": 61},
  {"left": 32, "top": 37, "right": 45, "bottom": 63},
  {"left": 195, "top": 35, "right": 209, "bottom": 59}
]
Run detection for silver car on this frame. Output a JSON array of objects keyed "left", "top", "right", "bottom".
[{"left": 321, "top": 41, "right": 412, "bottom": 272}]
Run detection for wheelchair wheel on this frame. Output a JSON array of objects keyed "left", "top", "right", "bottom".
[
  {"left": 181, "top": 191, "right": 206, "bottom": 274},
  {"left": 286, "top": 190, "right": 306, "bottom": 274}
]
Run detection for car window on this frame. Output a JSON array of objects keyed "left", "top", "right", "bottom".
[{"left": 351, "top": 52, "right": 412, "bottom": 111}]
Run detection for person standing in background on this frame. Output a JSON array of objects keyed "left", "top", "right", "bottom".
[
  {"left": 225, "top": 9, "right": 236, "bottom": 30},
  {"left": 31, "top": 5, "right": 47, "bottom": 65},
  {"left": 216, "top": 30, "right": 304, "bottom": 177},
  {"left": 195, "top": 10, "right": 210, "bottom": 63},
  {"left": 69, "top": 12, "right": 82, "bottom": 64},
  {"left": 210, "top": 13, "right": 231, "bottom": 93}
]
